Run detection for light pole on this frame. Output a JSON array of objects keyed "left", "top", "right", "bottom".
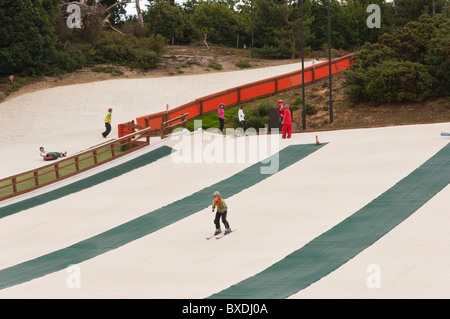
[
  {"left": 300, "top": 0, "right": 306, "bottom": 130},
  {"left": 251, "top": 0, "right": 254, "bottom": 59},
  {"left": 327, "top": 0, "right": 333, "bottom": 124}
]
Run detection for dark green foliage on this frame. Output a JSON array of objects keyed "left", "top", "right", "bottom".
[
  {"left": 344, "top": 10, "right": 450, "bottom": 104},
  {"left": 3, "top": 0, "right": 450, "bottom": 79},
  {"left": 54, "top": 32, "right": 166, "bottom": 73},
  {"left": 364, "top": 60, "right": 433, "bottom": 103},
  {"left": 144, "top": 1, "right": 195, "bottom": 44},
  {"left": 231, "top": 103, "right": 271, "bottom": 129},
  {"left": 0, "top": 0, "right": 61, "bottom": 76},
  {"left": 190, "top": 1, "right": 247, "bottom": 46}
]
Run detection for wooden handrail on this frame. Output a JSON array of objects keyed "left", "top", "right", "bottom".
[{"left": 0, "top": 127, "right": 153, "bottom": 202}]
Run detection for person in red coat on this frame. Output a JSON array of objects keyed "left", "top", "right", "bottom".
[{"left": 282, "top": 106, "right": 292, "bottom": 139}]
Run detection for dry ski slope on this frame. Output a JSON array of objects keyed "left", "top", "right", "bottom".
[{"left": 0, "top": 63, "right": 449, "bottom": 298}]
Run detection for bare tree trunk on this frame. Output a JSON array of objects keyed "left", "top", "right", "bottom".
[
  {"left": 204, "top": 33, "right": 210, "bottom": 50},
  {"left": 62, "top": 0, "right": 131, "bottom": 35},
  {"left": 135, "top": 0, "right": 144, "bottom": 28}
]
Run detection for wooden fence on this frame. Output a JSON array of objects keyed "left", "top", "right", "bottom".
[{"left": 0, "top": 127, "right": 152, "bottom": 202}]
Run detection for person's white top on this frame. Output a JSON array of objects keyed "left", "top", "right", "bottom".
[
  {"left": 238, "top": 108, "right": 245, "bottom": 122},
  {"left": 39, "top": 151, "right": 48, "bottom": 157}
]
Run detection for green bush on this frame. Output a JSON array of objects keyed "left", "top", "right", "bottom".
[
  {"left": 235, "top": 61, "right": 252, "bottom": 69},
  {"left": 346, "top": 59, "right": 433, "bottom": 104},
  {"left": 55, "top": 44, "right": 89, "bottom": 72},
  {"left": 231, "top": 104, "right": 270, "bottom": 130},
  {"left": 208, "top": 62, "right": 223, "bottom": 70},
  {"left": 243, "top": 109, "right": 269, "bottom": 129},
  {"left": 54, "top": 32, "right": 165, "bottom": 73},
  {"left": 255, "top": 102, "right": 272, "bottom": 117},
  {"left": 254, "top": 45, "right": 283, "bottom": 58},
  {"left": 343, "top": 11, "right": 450, "bottom": 104}
]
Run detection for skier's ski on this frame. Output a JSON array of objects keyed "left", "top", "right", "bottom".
[
  {"left": 441, "top": 132, "right": 450, "bottom": 137},
  {"left": 206, "top": 234, "right": 217, "bottom": 240},
  {"left": 216, "top": 229, "right": 236, "bottom": 239}
]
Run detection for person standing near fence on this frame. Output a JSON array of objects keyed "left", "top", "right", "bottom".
[
  {"left": 282, "top": 106, "right": 292, "bottom": 139},
  {"left": 238, "top": 105, "right": 246, "bottom": 133},
  {"left": 218, "top": 103, "right": 225, "bottom": 132},
  {"left": 102, "top": 108, "right": 113, "bottom": 138},
  {"left": 277, "top": 99, "right": 285, "bottom": 128}
]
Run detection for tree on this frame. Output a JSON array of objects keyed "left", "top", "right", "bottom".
[
  {"left": 144, "top": 0, "right": 195, "bottom": 44},
  {"left": 388, "top": 0, "right": 449, "bottom": 29},
  {"left": 190, "top": 0, "right": 246, "bottom": 46},
  {"left": 0, "top": 0, "right": 61, "bottom": 76},
  {"left": 343, "top": 10, "right": 450, "bottom": 104},
  {"left": 61, "top": 0, "right": 131, "bottom": 36},
  {"left": 135, "top": 0, "right": 144, "bottom": 28},
  {"left": 253, "top": 0, "right": 313, "bottom": 58}
]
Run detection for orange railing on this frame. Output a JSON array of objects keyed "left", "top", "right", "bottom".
[{"left": 118, "top": 54, "right": 355, "bottom": 137}]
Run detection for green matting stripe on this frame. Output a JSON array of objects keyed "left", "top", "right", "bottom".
[
  {"left": 0, "top": 146, "right": 174, "bottom": 220},
  {"left": 208, "top": 142, "right": 450, "bottom": 299},
  {"left": 0, "top": 143, "right": 325, "bottom": 290}
]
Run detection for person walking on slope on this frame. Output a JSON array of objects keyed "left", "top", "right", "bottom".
[
  {"left": 212, "top": 191, "right": 231, "bottom": 235},
  {"left": 282, "top": 106, "right": 292, "bottom": 139},
  {"left": 218, "top": 103, "right": 225, "bottom": 132},
  {"left": 238, "top": 105, "right": 246, "bottom": 133},
  {"left": 102, "top": 108, "right": 113, "bottom": 138}
]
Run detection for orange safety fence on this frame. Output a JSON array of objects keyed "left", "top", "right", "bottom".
[{"left": 119, "top": 53, "right": 355, "bottom": 137}]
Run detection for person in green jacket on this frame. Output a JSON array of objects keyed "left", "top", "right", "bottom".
[{"left": 212, "top": 191, "right": 232, "bottom": 235}]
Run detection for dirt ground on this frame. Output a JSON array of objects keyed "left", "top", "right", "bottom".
[
  {"left": 2, "top": 45, "right": 450, "bottom": 132},
  {"left": 282, "top": 73, "right": 450, "bottom": 132},
  {"left": 0, "top": 45, "right": 297, "bottom": 101}
]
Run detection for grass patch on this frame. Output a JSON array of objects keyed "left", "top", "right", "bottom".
[
  {"left": 92, "top": 66, "right": 124, "bottom": 77},
  {"left": 185, "top": 105, "right": 241, "bottom": 132},
  {"left": 235, "top": 61, "right": 252, "bottom": 69},
  {"left": 208, "top": 62, "right": 223, "bottom": 70}
]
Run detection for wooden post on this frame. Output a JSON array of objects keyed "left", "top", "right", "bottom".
[
  {"left": 128, "top": 136, "right": 133, "bottom": 150},
  {"left": 55, "top": 163, "right": 60, "bottom": 178},
  {"left": 12, "top": 177, "right": 17, "bottom": 194},
  {"left": 237, "top": 88, "right": 241, "bottom": 105},
  {"left": 312, "top": 61, "right": 316, "bottom": 84},
  {"left": 34, "top": 171, "right": 39, "bottom": 186}
]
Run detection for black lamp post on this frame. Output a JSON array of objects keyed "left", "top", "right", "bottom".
[
  {"left": 251, "top": 0, "right": 254, "bottom": 59},
  {"left": 327, "top": 0, "right": 333, "bottom": 124},
  {"left": 300, "top": 0, "right": 306, "bottom": 130}
]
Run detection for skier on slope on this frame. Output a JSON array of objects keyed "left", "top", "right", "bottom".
[{"left": 212, "top": 191, "right": 232, "bottom": 236}]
